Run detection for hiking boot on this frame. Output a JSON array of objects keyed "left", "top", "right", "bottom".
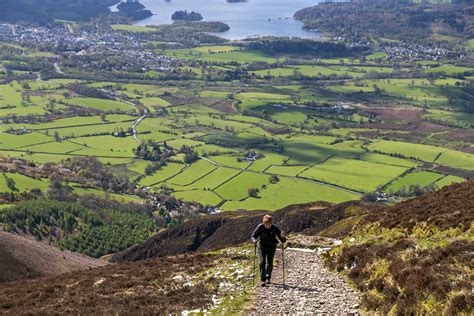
[{"left": 260, "top": 281, "right": 266, "bottom": 287}]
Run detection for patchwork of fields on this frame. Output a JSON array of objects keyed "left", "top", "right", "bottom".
[{"left": 0, "top": 41, "right": 472, "bottom": 210}]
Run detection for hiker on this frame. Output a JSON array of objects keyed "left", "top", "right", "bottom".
[{"left": 251, "top": 214, "right": 286, "bottom": 287}]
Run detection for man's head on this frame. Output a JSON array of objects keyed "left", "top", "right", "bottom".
[{"left": 263, "top": 214, "right": 273, "bottom": 228}]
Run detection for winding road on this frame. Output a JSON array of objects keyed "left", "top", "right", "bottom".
[
  {"left": 132, "top": 111, "right": 147, "bottom": 143},
  {"left": 53, "top": 62, "right": 64, "bottom": 74},
  {"left": 99, "top": 89, "right": 148, "bottom": 143}
]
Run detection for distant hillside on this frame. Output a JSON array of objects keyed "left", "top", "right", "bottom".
[
  {"left": 294, "top": 0, "right": 474, "bottom": 42},
  {"left": 0, "top": 0, "right": 131, "bottom": 24},
  {"left": 111, "top": 200, "right": 374, "bottom": 262},
  {"left": 0, "top": 231, "right": 106, "bottom": 283}
]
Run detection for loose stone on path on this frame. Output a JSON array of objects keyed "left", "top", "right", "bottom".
[{"left": 252, "top": 248, "right": 360, "bottom": 314}]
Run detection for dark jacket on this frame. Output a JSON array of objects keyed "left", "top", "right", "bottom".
[{"left": 251, "top": 223, "right": 286, "bottom": 249}]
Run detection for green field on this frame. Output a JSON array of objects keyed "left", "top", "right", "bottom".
[
  {"left": 0, "top": 132, "right": 53, "bottom": 149},
  {"left": 368, "top": 140, "right": 443, "bottom": 162},
  {"left": 359, "top": 153, "right": 420, "bottom": 168},
  {"left": 112, "top": 25, "right": 158, "bottom": 33},
  {"left": 162, "top": 49, "right": 278, "bottom": 64},
  {"left": 193, "top": 45, "right": 240, "bottom": 53},
  {"left": 235, "top": 92, "right": 291, "bottom": 102},
  {"left": 45, "top": 122, "right": 133, "bottom": 138},
  {"left": 368, "top": 140, "right": 474, "bottom": 170},
  {"left": 1, "top": 38, "right": 473, "bottom": 212},
  {"left": 0, "top": 151, "right": 69, "bottom": 164},
  {"left": 173, "top": 189, "right": 222, "bottom": 206},
  {"left": 434, "top": 175, "right": 465, "bottom": 188},
  {"left": 424, "top": 65, "right": 472, "bottom": 75},
  {"left": 423, "top": 109, "right": 474, "bottom": 128},
  {"left": 62, "top": 97, "right": 135, "bottom": 112},
  {"left": 2, "top": 115, "right": 132, "bottom": 131},
  {"left": 326, "top": 84, "right": 375, "bottom": 94},
  {"left": 435, "top": 150, "right": 474, "bottom": 170},
  {"left": 247, "top": 153, "right": 288, "bottom": 172},
  {"left": 187, "top": 167, "right": 240, "bottom": 190},
  {"left": 71, "top": 186, "right": 143, "bottom": 203},
  {"left": 140, "top": 163, "right": 185, "bottom": 186},
  {"left": 384, "top": 171, "right": 444, "bottom": 193},
  {"left": 220, "top": 177, "right": 360, "bottom": 211},
  {"left": 366, "top": 52, "right": 388, "bottom": 60},
  {"left": 253, "top": 65, "right": 395, "bottom": 78},
  {"left": 0, "top": 173, "right": 48, "bottom": 192},
  {"left": 127, "top": 159, "right": 152, "bottom": 178},
  {"left": 215, "top": 172, "right": 270, "bottom": 201},
  {"left": 199, "top": 90, "right": 231, "bottom": 99},
  {"left": 168, "top": 160, "right": 217, "bottom": 186},
  {"left": 283, "top": 140, "right": 363, "bottom": 165},
  {"left": 208, "top": 155, "right": 251, "bottom": 169},
  {"left": 300, "top": 157, "right": 408, "bottom": 192},
  {"left": 345, "top": 78, "right": 454, "bottom": 106},
  {"left": 466, "top": 39, "right": 474, "bottom": 51},
  {"left": 24, "top": 141, "right": 84, "bottom": 154},
  {"left": 27, "top": 51, "right": 57, "bottom": 58},
  {"left": 265, "top": 165, "right": 308, "bottom": 176},
  {"left": 0, "top": 84, "right": 23, "bottom": 107},
  {"left": 139, "top": 97, "right": 170, "bottom": 107}
]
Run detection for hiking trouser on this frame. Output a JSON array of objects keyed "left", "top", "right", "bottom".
[{"left": 258, "top": 245, "right": 276, "bottom": 282}]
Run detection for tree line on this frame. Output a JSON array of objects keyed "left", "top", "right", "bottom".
[{"left": 0, "top": 198, "right": 155, "bottom": 258}]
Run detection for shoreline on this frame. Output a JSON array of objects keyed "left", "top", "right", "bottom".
[
  {"left": 126, "top": 0, "right": 320, "bottom": 40},
  {"left": 109, "top": 0, "right": 121, "bottom": 13}
]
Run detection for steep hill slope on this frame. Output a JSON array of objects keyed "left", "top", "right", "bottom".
[
  {"left": 0, "top": 248, "right": 254, "bottom": 314},
  {"left": 363, "top": 179, "right": 473, "bottom": 230},
  {"left": 111, "top": 201, "right": 374, "bottom": 262},
  {"left": 0, "top": 232, "right": 106, "bottom": 283},
  {"left": 325, "top": 180, "right": 474, "bottom": 314},
  {"left": 0, "top": 182, "right": 471, "bottom": 314}
]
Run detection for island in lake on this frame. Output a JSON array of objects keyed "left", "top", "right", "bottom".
[
  {"left": 118, "top": 0, "right": 153, "bottom": 21},
  {"left": 171, "top": 10, "right": 203, "bottom": 22}
]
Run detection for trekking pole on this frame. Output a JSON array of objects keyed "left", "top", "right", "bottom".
[
  {"left": 253, "top": 242, "right": 257, "bottom": 286},
  {"left": 281, "top": 242, "right": 286, "bottom": 290}
]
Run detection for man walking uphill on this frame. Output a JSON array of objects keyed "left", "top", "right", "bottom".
[{"left": 251, "top": 214, "right": 286, "bottom": 287}]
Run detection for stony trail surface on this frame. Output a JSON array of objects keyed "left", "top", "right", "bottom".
[{"left": 253, "top": 248, "right": 360, "bottom": 314}]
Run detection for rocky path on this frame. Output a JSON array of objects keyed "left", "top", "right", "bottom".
[{"left": 253, "top": 248, "right": 360, "bottom": 314}]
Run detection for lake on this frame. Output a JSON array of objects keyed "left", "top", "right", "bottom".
[{"left": 132, "top": 0, "right": 321, "bottom": 39}]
